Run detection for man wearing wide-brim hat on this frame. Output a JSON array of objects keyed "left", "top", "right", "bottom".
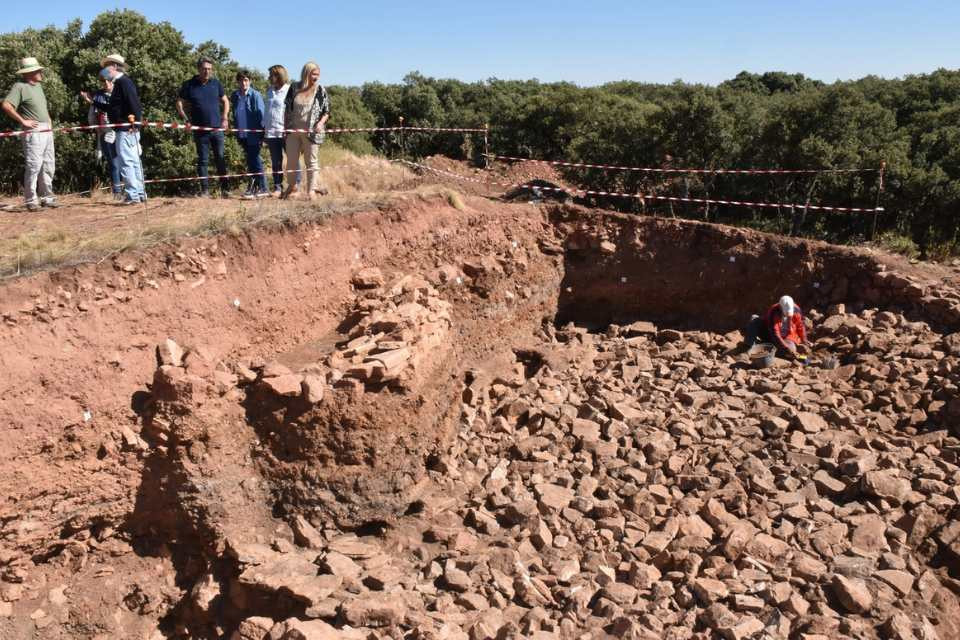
[
  {"left": 101, "top": 53, "right": 147, "bottom": 204},
  {"left": 2, "top": 57, "right": 59, "bottom": 211}
]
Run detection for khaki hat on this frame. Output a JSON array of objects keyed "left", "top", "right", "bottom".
[
  {"left": 15, "top": 57, "right": 44, "bottom": 75},
  {"left": 101, "top": 53, "right": 126, "bottom": 67}
]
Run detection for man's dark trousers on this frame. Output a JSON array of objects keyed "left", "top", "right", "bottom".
[{"left": 194, "top": 130, "right": 228, "bottom": 194}]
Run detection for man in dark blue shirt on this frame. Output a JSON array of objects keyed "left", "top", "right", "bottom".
[{"left": 177, "top": 57, "right": 231, "bottom": 197}]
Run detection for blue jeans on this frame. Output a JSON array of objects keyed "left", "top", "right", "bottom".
[
  {"left": 265, "top": 137, "right": 285, "bottom": 189},
  {"left": 241, "top": 136, "right": 267, "bottom": 192},
  {"left": 116, "top": 129, "right": 145, "bottom": 201},
  {"left": 100, "top": 138, "right": 122, "bottom": 193},
  {"left": 194, "top": 131, "right": 228, "bottom": 193}
]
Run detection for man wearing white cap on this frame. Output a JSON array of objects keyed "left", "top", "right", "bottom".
[
  {"left": 742, "top": 295, "right": 810, "bottom": 359},
  {"left": 2, "top": 57, "right": 58, "bottom": 211},
  {"left": 101, "top": 53, "right": 146, "bottom": 205}
]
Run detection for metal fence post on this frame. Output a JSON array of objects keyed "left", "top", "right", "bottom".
[
  {"left": 870, "top": 160, "right": 886, "bottom": 241},
  {"left": 482, "top": 124, "right": 490, "bottom": 168}
]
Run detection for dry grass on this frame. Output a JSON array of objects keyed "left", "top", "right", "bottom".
[
  {"left": 315, "top": 146, "right": 414, "bottom": 196},
  {"left": 0, "top": 149, "right": 420, "bottom": 278},
  {"left": 406, "top": 184, "right": 469, "bottom": 211},
  {"left": 444, "top": 189, "right": 467, "bottom": 211}
]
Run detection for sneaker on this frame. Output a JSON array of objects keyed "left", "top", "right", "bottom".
[
  {"left": 241, "top": 190, "right": 256, "bottom": 200},
  {"left": 41, "top": 199, "right": 60, "bottom": 209},
  {"left": 26, "top": 202, "right": 41, "bottom": 212},
  {"left": 119, "top": 198, "right": 140, "bottom": 206},
  {"left": 254, "top": 190, "right": 270, "bottom": 199},
  {"left": 198, "top": 191, "right": 211, "bottom": 199},
  {"left": 273, "top": 185, "right": 283, "bottom": 195}
]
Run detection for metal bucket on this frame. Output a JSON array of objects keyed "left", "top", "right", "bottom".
[{"left": 748, "top": 343, "right": 777, "bottom": 369}]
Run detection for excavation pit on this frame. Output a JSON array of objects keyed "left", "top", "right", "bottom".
[{"left": 1, "top": 196, "right": 959, "bottom": 639}]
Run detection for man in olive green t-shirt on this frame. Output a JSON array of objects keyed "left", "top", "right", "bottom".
[{"left": 2, "top": 57, "right": 58, "bottom": 211}]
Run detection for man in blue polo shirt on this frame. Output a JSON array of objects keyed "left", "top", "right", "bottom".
[{"left": 177, "top": 57, "right": 231, "bottom": 197}]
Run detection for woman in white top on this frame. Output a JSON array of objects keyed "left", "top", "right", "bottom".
[{"left": 264, "top": 65, "right": 290, "bottom": 195}]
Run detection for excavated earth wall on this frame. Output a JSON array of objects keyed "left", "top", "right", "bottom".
[
  {"left": 0, "top": 196, "right": 959, "bottom": 639},
  {"left": 552, "top": 207, "right": 960, "bottom": 333}
]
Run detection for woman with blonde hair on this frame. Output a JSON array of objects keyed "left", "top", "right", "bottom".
[{"left": 282, "top": 62, "right": 330, "bottom": 200}]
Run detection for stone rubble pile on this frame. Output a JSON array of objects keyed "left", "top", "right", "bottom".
[
  {"left": 329, "top": 269, "right": 453, "bottom": 392},
  {"left": 220, "top": 268, "right": 455, "bottom": 407},
  {"left": 224, "top": 306, "right": 960, "bottom": 639}
]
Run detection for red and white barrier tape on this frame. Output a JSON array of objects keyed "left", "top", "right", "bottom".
[
  {"left": 401, "top": 160, "right": 883, "bottom": 215},
  {"left": 0, "top": 121, "right": 486, "bottom": 139},
  {"left": 485, "top": 154, "right": 876, "bottom": 175},
  {"left": 0, "top": 163, "right": 403, "bottom": 204},
  {"left": 138, "top": 162, "right": 391, "bottom": 186}
]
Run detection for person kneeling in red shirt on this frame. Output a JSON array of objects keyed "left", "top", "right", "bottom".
[{"left": 743, "top": 295, "right": 809, "bottom": 359}]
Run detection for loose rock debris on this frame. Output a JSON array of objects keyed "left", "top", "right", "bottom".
[
  {"left": 135, "top": 301, "right": 960, "bottom": 638},
  {"left": 2, "top": 202, "right": 960, "bottom": 639}
]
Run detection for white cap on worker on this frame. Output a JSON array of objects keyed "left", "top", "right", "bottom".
[{"left": 779, "top": 295, "right": 795, "bottom": 316}]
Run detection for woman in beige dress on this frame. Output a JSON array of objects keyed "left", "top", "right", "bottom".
[{"left": 281, "top": 62, "right": 330, "bottom": 200}]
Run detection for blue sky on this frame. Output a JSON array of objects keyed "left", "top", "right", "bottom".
[{"left": 4, "top": 1, "right": 958, "bottom": 86}]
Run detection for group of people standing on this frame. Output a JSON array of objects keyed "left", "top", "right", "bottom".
[
  {"left": 173, "top": 59, "right": 330, "bottom": 200},
  {"left": 3, "top": 54, "right": 146, "bottom": 207},
  {"left": 2, "top": 54, "right": 331, "bottom": 210}
]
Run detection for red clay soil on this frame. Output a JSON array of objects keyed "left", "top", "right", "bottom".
[
  {"left": 550, "top": 205, "right": 960, "bottom": 333},
  {"left": 0, "top": 191, "right": 559, "bottom": 637},
  {"left": 0, "top": 194, "right": 959, "bottom": 638},
  {"left": 0, "top": 193, "right": 307, "bottom": 240}
]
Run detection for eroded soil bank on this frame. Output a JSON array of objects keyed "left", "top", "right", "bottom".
[{"left": 0, "top": 197, "right": 959, "bottom": 639}]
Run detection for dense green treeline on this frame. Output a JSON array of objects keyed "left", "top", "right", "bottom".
[
  {"left": 2, "top": 11, "right": 959, "bottom": 256},
  {"left": 356, "top": 70, "right": 959, "bottom": 257}
]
